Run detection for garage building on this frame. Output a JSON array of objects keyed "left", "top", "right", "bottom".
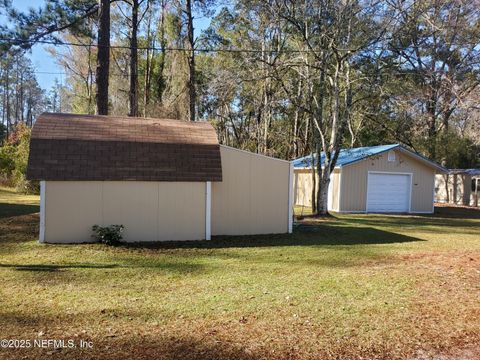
[
  {"left": 27, "top": 113, "right": 293, "bottom": 243},
  {"left": 294, "top": 144, "right": 446, "bottom": 213}
]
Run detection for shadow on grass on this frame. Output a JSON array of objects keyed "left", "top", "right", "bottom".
[
  {"left": 0, "top": 263, "right": 120, "bottom": 272},
  {"left": 0, "top": 261, "right": 205, "bottom": 274},
  {"left": 342, "top": 215, "right": 479, "bottom": 232},
  {"left": 95, "top": 335, "right": 263, "bottom": 360},
  {"left": 431, "top": 205, "right": 480, "bottom": 219},
  {"left": 0, "top": 314, "right": 263, "bottom": 360},
  {"left": 0, "top": 203, "right": 39, "bottom": 219},
  {"left": 122, "top": 225, "right": 424, "bottom": 250}
]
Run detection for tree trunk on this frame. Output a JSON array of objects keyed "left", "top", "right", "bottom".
[
  {"left": 317, "top": 173, "right": 330, "bottom": 214},
  {"left": 96, "top": 0, "right": 110, "bottom": 115},
  {"left": 293, "top": 107, "right": 299, "bottom": 158},
  {"left": 292, "top": 78, "right": 303, "bottom": 158},
  {"left": 128, "top": 0, "right": 139, "bottom": 117},
  {"left": 310, "top": 149, "right": 316, "bottom": 213},
  {"left": 157, "top": 0, "right": 167, "bottom": 105},
  {"left": 143, "top": 5, "right": 154, "bottom": 116},
  {"left": 426, "top": 87, "right": 437, "bottom": 159},
  {"left": 1, "top": 69, "right": 5, "bottom": 139},
  {"left": 444, "top": 173, "right": 450, "bottom": 203},
  {"left": 185, "top": 0, "right": 196, "bottom": 121},
  {"left": 5, "top": 64, "right": 10, "bottom": 139},
  {"left": 87, "top": 40, "right": 94, "bottom": 114},
  {"left": 315, "top": 66, "right": 326, "bottom": 215}
]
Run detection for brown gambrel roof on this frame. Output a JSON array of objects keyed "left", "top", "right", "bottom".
[{"left": 27, "top": 113, "right": 222, "bottom": 182}]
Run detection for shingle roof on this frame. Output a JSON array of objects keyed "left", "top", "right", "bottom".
[
  {"left": 293, "top": 144, "right": 447, "bottom": 172},
  {"left": 27, "top": 113, "right": 222, "bottom": 182}
]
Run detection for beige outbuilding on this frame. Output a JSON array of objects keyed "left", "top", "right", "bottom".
[
  {"left": 435, "top": 169, "right": 480, "bottom": 207},
  {"left": 294, "top": 144, "right": 447, "bottom": 214},
  {"left": 27, "top": 113, "right": 293, "bottom": 243}
]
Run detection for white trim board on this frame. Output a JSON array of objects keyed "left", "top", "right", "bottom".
[
  {"left": 205, "top": 181, "right": 211, "bottom": 240},
  {"left": 39, "top": 180, "right": 46, "bottom": 243},
  {"left": 288, "top": 162, "right": 293, "bottom": 233},
  {"left": 365, "top": 171, "right": 413, "bottom": 213},
  {"left": 337, "top": 170, "right": 343, "bottom": 212}
]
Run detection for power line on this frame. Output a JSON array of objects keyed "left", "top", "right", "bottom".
[
  {"left": 28, "top": 69, "right": 479, "bottom": 79},
  {"left": 34, "top": 70, "right": 129, "bottom": 77},
  {"left": 2, "top": 37, "right": 479, "bottom": 54},
  {"left": 1, "top": 39, "right": 477, "bottom": 81},
  {"left": 3, "top": 37, "right": 292, "bottom": 53}
]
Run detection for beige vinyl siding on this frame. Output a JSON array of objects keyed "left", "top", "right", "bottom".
[
  {"left": 294, "top": 169, "right": 315, "bottom": 207},
  {"left": 293, "top": 168, "right": 341, "bottom": 211},
  {"left": 44, "top": 182, "right": 103, "bottom": 243},
  {"left": 340, "top": 149, "right": 435, "bottom": 213},
  {"left": 212, "top": 146, "right": 290, "bottom": 235},
  {"left": 44, "top": 181, "right": 205, "bottom": 243}
]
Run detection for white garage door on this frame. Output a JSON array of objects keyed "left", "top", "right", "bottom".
[{"left": 366, "top": 173, "right": 411, "bottom": 212}]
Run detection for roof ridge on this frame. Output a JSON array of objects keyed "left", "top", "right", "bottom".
[{"left": 39, "top": 112, "right": 212, "bottom": 126}]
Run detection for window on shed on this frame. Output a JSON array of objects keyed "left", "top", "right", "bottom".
[{"left": 387, "top": 150, "right": 396, "bottom": 162}]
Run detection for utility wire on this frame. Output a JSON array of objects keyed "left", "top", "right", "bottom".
[
  {"left": 1, "top": 37, "right": 479, "bottom": 54},
  {"left": 34, "top": 70, "right": 129, "bottom": 77},
  {"left": 3, "top": 37, "right": 291, "bottom": 53}
]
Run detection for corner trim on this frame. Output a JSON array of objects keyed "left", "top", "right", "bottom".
[
  {"left": 205, "top": 181, "right": 211, "bottom": 240},
  {"left": 288, "top": 162, "right": 293, "bottom": 233},
  {"left": 39, "top": 180, "right": 46, "bottom": 243},
  {"left": 337, "top": 170, "right": 343, "bottom": 212}
]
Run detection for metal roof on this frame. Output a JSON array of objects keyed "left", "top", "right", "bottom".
[
  {"left": 293, "top": 144, "right": 447, "bottom": 172},
  {"left": 449, "top": 169, "right": 480, "bottom": 176}
]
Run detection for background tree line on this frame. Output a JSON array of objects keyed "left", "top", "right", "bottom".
[
  {"left": 0, "top": 0, "right": 479, "bottom": 210},
  {"left": 0, "top": 50, "right": 60, "bottom": 192}
]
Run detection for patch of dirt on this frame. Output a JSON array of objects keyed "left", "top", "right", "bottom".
[
  {"left": 410, "top": 345, "right": 480, "bottom": 360},
  {"left": 399, "top": 251, "right": 480, "bottom": 271},
  {"left": 295, "top": 215, "right": 339, "bottom": 223}
]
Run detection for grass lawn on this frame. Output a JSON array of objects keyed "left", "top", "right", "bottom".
[
  {"left": 0, "top": 187, "right": 479, "bottom": 359},
  {"left": 0, "top": 186, "right": 39, "bottom": 218}
]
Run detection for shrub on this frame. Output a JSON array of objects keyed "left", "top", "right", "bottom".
[
  {"left": 0, "top": 124, "right": 38, "bottom": 193},
  {"left": 91, "top": 225, "right": 124, "bottom": 246}
]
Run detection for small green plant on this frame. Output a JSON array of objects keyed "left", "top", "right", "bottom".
[{"left": 91, "top": 225, "right": 124, "bottom": 246}]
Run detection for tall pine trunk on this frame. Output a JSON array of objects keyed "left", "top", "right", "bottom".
[
  {"left": 315, "top": 67, "right": 326, "bottom": 215},
  {"left": 5, "top": 63, "right": 10, "bottom": 139},
  {"left": 96, "top": 0, "right": 110, "bottom": 115},
  {"left": 143, "top": 5, "right": 154, "bottom": 116},
  {"left": 156, "top": 0, "right": 167, "bottom": 105},
  {"left": 128, "top": 0, "right": 139, "bottom": 117},
  {"left": 185, "top": 0, "right": 196, "bottom": 121}
]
